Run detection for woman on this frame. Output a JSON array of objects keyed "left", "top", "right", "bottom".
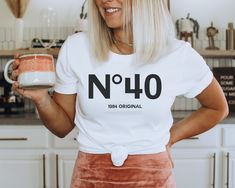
[{"left": 12, "top": 0, "right": 228, "bottom": 187}]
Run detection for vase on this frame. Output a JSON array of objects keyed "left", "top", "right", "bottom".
[{"left": 15, "top": 18, "right": 24, "bottom": 49}]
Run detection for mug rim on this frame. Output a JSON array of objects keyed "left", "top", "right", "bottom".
[{"left": 19, "top": 54, "right": 53, "bottom": 59}]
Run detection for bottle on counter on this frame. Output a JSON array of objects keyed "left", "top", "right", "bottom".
[
  {"left": 226, "top": 23, "right": 235, "bottom": 50},
  {"left": 8, "top": 91, "right": 16, "bottom": 103}
]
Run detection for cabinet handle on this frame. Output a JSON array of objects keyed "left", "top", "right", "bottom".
[
  {"left": 226, "top": 152, "right": 230, "bottom": 188},
  {"left": 0, "top": 137, "right": 28, "bottom": 141},
  {"left": 56, "top": 154, "right": 59, "bottom": 188},
  {"left": 185, "top": 137, "right": 199, "bottom": 140},
  {"left": 43, "top": 154, "right": 46, "bottom": 188},
  {"left": 212, "top": 153, "right": 216, "bottom": 188}
]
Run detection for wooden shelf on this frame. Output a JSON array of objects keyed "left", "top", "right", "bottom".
[
  {"left": 0, "top": 49, "right": 235, "bottom": 59},
  {"left": 196, "top": 49, "right": 235, "bottom": 59},
  {"left": 0, "top": 48, "right": 60, "bottom": 58}
]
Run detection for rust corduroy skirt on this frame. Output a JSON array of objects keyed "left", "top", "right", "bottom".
[{"left": 70, "top": 151, "right": 176, "bottom": 188}]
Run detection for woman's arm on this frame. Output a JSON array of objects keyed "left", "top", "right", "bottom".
[
  {"left": 35, "top": 92, "right": 76, "bottom": 138},
  {"left": 13, "top": 80, "right": 76, "bottom": 138},
  {"left": 12, "top": 56, "right": 76, "bottom": 138},
  {"left": 168, "top": 78, "right": 229, "bottom": 147}
]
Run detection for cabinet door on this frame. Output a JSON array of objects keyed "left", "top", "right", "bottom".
[
  {"left": 0, "top": 153, "right": 46, "bottom": 188},
  {"left": 53, "top": 127, "right": 79, "bottom": 149},
  {"left": 172, "top": 150, "right": 217, "bottom": 188},
  {"left": 222, "top": 127, "right": 235, "bottom": 188},
  {"left": 0, "top": 126, "right": 49, "bottom": 149},
  {"left": 56, "top": 152, "right": 78, "bottom": 188},
  {"left": 224, "top": 151, "right": 235, "bottom": 188}
]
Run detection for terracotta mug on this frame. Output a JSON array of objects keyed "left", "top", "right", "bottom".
[{"left": 4, "top": 54, "right": 55, "bottom": 89}]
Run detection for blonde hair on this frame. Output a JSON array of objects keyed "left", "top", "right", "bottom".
[{"left": 88, "top": 0, "right": 175, "bottom": 63}]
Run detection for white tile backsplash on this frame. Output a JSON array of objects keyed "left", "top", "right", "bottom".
[{"left": 0, "top": 27, "right": 74, "bottom": 50}]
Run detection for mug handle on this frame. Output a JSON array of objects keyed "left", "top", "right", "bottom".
[{"left": 4, "top": 59, "right": 15, "bottom": 84}]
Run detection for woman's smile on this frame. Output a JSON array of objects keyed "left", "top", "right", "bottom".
[
  {"left": 95, "top": 0, "right": 123, "bottom": 28},
  {"left": 105, "top": 7, "right": 121, "bottom": 14}
]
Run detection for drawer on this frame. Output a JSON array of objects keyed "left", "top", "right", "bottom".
[
  {"left": 53, "top": 127, "right": 79, "bottom": 148},
  {"left": 222, "top": 127, "right": 235, "bottom": 147},
  {"left": 0, "top": 126, "right": 49, "bottom": 148},
  {"left": 173, "top": 127, "right": 219, "bottom": 148}
]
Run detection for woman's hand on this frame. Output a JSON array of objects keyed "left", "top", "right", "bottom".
[
  {"left": 11, "top": 55, "right": 49, "bottom": 105},
  {"left": 12, "top": 82, "right": 49, "bottom": 104},
  {"left": 166, "top": 144, "right": 174, "bottom": 168},
  {"left": 169, "top": 78, "right": 228, "bottom": 146},
  {"left": 10, "top": 55, "right": 76, "bottom": 138}
]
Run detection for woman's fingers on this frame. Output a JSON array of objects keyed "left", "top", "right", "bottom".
[
  {"left": 166, "top": 145, "right": 174, "bottom": 168},
  {"left": 12, "top": 82, "right": 24, "bottom": 96},
  {"left": 12, "top": 59, "right": 20, "bottom": 70},
  {"left": 11, "top": 70, "right": 19, "bottom": 80},
  {"left": 12, "top": 82, "right": 33, "bottom": 99},
  {"left": 11, "top": 56, "right": 20, "bottom": 81},
  {"left": 12, "top": 82, "right": 21, "bottom": 94}
]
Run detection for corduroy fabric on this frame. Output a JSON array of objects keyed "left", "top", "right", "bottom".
[{"left": 70, "top": 151, "right": 176, "bottom": 188}]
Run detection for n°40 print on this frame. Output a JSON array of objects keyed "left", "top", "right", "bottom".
[{"left": 88, "top": 74, "right": 162, "bottom": 99}]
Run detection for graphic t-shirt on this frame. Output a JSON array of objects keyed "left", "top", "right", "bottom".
[{"left": 54, "top": 32, "right": 213, "bottom": 166}]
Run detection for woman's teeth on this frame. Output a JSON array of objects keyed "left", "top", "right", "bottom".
[{"left": 105, "top": 8, "right": 119, "bottom": 13}]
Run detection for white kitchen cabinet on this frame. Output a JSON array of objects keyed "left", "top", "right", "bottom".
[
  {"left": 172, "top": 150, "right": 216, "bottom": 188},
  {"left": 0, "top": 126, "right": 49, "bottom": 188},
  {"left": 0, "top": 123, "right": 234, "bottom": 188},
  {"left": 172, "top": 127, "right": 219, "bottom": 148},
  {"left": 0, "top": 125, "right": 49, "bottom": 148},
  {"left": 172, "top": 127, "right": 218, "bottom": 188},
  {"left": 222, "top": 151, "right": 235, "bottom": 188},
  {"left": 52, "top": 127, "right": 79, "bottom": 188},
  {"left": 0, "top": 153, "right": 47, "bottom": 188},
  {"left": 55, "top": 153, "right": 78, "bottom": 188},
  {"left": 222, "top": 126, "right": 235, "bottom": 188},
  {"left": 171, "top": 124, "right": 235, "bottom": 188},
  {"left": 228, "top": 151, "right": 235, "bottom": 188},
  {"left": 0, "top": 125, "right": 79, "bottom": 188},
  {"left": 53, "top": 127, "right": 79, "bottom": 149}
]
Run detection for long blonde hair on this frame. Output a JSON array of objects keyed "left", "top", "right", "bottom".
[{"left": 88, "top": 0, "right": 175, "bottom": 63}]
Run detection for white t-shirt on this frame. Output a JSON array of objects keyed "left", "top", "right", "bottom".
[{"left": 54, "top": 32, "right": 213, "bottom": 166}]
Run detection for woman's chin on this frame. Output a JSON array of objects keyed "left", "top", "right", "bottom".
[{"left": 105, "top": 22, "right": 122, "bottom": 30}]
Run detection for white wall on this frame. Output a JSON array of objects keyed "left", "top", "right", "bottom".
[
  {"left": 170, "top": 0, "right": 235, "bottom": 28},
  {"left": 0, "top": 0, "right": 84, "bottom": 27}
]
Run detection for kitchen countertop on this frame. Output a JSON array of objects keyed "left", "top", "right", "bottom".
[
  {"left": 0, "top": 111, "right": 235, "bottom": 126},
  {"left": 173, "top": 111, "right": 235, "bottom": 124},
  {"left": 0, "top": 113, "right": 42, "bottom": 125}
]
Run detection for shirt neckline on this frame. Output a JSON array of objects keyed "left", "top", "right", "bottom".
[{"left": 109, "top": 50, "right": 135, "bottom": 61}]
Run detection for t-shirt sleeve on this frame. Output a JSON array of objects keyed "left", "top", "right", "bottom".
[
  {"left": 54, "top": 37, "right": 78, "bottom": 94},
  {"left": 181, "top": 43, "right": 213, "bottom": 98}
]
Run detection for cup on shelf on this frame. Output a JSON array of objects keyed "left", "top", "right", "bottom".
[
  {"left": 40, "top": 8, "right": 58, "bottom": 40},
  {"left": 4, "top": 54, "right": 55, "bottom": 89}
]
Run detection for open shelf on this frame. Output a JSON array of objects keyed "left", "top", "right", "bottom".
[
  {"left": 0, "top": 48, "right": 60, "bottom": 58},
  {"left": 0, "top": 49, "right": 235, "bottom": 59},
  {"left": 196, "top": 49, "right": 235, "bottom": 59}
]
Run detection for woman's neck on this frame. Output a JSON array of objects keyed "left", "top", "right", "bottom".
[{"left": 111, "top": 29, "right": 134, "bottom": 55}]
